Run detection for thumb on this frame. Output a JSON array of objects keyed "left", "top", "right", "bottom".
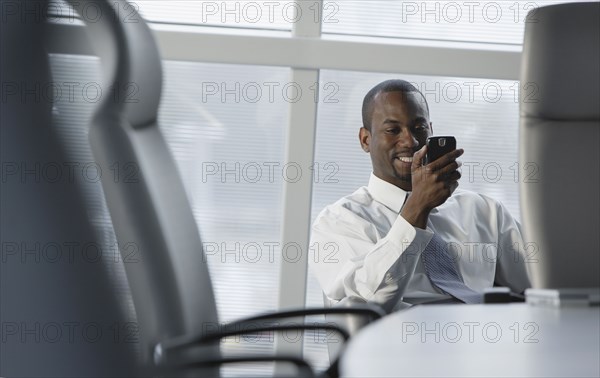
[{"left": 413, "top": 145, "right": 427, "bottom": 169}]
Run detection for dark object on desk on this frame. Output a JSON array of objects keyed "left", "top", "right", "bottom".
[
  {"left": 483, "top": 287, "right": 525, "bottom": 304},
  {"left": 519, "top": 2, "right": 600, "bottom": 290}
]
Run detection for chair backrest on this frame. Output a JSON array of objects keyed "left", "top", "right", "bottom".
[
  {"left": 519, "top": 2, "right": 600, "bottom": 288},
  {"left": 65, "top": 0, "right": 220, "bottom": 365},
  {"left": 0, "top": 2, "right": 136, "bottom": 375}
]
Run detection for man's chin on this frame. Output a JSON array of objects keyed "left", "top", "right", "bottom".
[
  {"left": 393, "top": 172, "right": 411, "bottom": 182},
  {"left": 390, "top": 174, "right": 412, "bottom": 191}
]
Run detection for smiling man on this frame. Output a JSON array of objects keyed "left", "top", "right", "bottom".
[{"left": 310, "top": 80, "right": 531, "bottom": 312}]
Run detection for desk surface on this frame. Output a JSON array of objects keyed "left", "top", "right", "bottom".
[{"left": 340, "top": 303, "right": 600, "bottom": 377}]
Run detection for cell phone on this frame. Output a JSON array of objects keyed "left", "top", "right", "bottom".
[{"left": 426, "top": 136, "right": 456, "bottom": 165}]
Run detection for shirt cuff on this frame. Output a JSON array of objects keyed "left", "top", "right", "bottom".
[{"left": 386, "top": 214, "right": 434, "bottom": 255}]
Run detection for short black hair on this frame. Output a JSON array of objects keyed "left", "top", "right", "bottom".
[{"left": 361, "top": 79, "right": 429, "bottom": 131}]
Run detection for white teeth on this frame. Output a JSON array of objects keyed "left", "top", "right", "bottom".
[{"left": 397, "top": 157, "right": 413, "bottom": 163}]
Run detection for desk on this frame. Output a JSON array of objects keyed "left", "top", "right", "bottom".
[{"left": 340, "top": 304, "right": 600, "bottom": 377}]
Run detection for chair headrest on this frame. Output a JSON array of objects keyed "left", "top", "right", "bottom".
[
  {"left": 67, "top": 0, "right": 162, "bottom": 128},
  {"left": 520, "top": 2, "right": 600, "bottom": 121}
]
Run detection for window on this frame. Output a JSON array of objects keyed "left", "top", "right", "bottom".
[
  {"left": 159, "top": 61, "right": 289, "bottom": 323},
  {"left": 322, "top": 0, "right": 598, "bottom": 46},
  {"left": 161, "top": 61, "right": 291, "bottom": 376},
  {"left": 136, "top": 0, "right": 295, "bottom": 31}
]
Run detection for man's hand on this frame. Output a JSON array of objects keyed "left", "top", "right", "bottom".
[{"left": 401, "top": 146, "right": 463, "bottom": 229}]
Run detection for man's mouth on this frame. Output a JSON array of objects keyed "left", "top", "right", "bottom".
[{"left": 395, "top": 157, "right": 413, "bottom": 163}]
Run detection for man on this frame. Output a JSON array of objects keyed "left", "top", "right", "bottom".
[{"left": 310, "top": 80, "right": 531, "bottom": 313}]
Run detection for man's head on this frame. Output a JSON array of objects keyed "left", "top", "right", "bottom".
[{"left": 359, "top": 80, "right": 432, "bottom": 191}]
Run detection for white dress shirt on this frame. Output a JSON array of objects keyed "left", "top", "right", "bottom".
[{"left": 310, "top": 174, "right": 532, "bottom": 312}]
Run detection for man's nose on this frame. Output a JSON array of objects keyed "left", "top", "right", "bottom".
[{"left": 397, "top": 131, "right": 418, "bottom": 149}]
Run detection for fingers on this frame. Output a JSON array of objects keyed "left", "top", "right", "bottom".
[
  {"left": 431, "top": 156, "right": 462, "bottom": 194},
  {"left": 410, "top": 147, "right": 464, "bottom": 211},
  {"left": 426, "top": 148, "right": 464, "bottom": 172},
  {"left": 425, "top": 153, "right": 462, "bottom": 182},
  {"left": 448, "top": 181, "right": 459, "bottom": 195},
  {"left": 437, "top": 160, "right": 462, "bottom": 177},
  {"left": 412, "top": 145, "right": 427, "bottom": 170}
]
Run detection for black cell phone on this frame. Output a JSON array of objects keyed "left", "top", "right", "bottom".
[{"left": 426, "top": 136, "right": 456, "bottom": 165}]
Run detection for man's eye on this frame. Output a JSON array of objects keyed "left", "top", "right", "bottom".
[
  {"left": 386, "top": 128, "right": 400, "bottom": 134},
  {"left": 414, "top": 125, "right": 428, "bottom": 132}
]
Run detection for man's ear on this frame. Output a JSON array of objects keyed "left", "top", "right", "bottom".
[{"left": 359, "top": 127, "right": 371, "bottom": 153}]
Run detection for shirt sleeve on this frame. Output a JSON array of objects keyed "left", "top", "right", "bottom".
[
  {"left": 310, "top": 204, "right": 433, "bottom": 313},
  {"left": 494, "top": 200, "right": 532, "bottom": 294}
]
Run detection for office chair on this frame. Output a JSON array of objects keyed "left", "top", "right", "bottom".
[
  {"left": 519, "top": 2, "right": 600, "bottom": 290},
  {"left": 63, "top": 1, "right": 384, "bottom": 376},
  {"left": 0, "top": 2, "right": 136, "bottom": 376}
]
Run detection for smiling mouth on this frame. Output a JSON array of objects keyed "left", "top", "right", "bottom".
[{"left": 395, "top": 157, "right": 413, "bottom": 163}]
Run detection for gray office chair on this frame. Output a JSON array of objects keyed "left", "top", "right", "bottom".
[
  {"left": 519, "top": 2, "right": 600, "bottom": 289},
  {"left": 64, "top": 1, "right": 384, "bottom": 376},
  {"left": 0, "top": 3, "right": 137, "bottom": 376}
]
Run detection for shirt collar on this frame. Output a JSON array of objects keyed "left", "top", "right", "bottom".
[{"left": 368, "top": 173, "right": 409, "bottom": 213}]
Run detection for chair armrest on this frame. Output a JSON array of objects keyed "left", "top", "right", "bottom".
[
  {"left": 157, "top": 354, "right": 314, "bottom": 378},
  {"left": 228, "top": 304, "right": 385, "bottom": 328},
  {"left": 154, "top": 304, "right": 384, "bottom": 376},
  {"left": 154, "top": 323, "right": 350, "bottom": 366}
]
